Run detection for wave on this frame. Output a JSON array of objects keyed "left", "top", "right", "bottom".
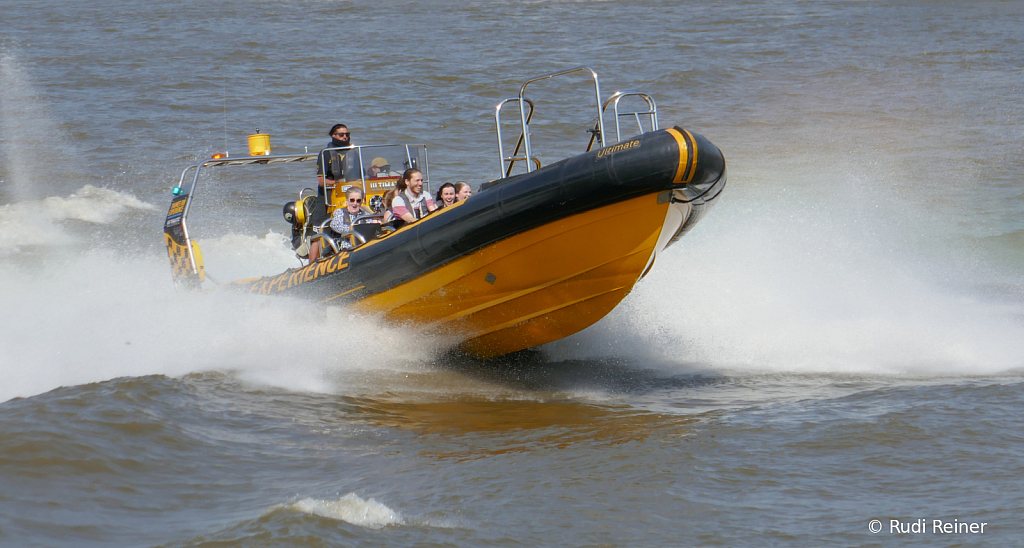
[
  {"left": 283, "top": 494, "right": 404, "bottom": 529},
  {"left": 162, "top": 493, "right": 413, "bottom": 546},
  {"left": 0, "top": 229, "right": 440, "bottom": 403},
  {"left": 0, "top": 185, "right": 448, "bottom": 403},
  {"left": 0, "top": 185, "right": 156, "bottom": 252}
]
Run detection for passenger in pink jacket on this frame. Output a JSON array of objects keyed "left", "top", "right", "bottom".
[{"left": 390, "top": 169, "right": 436, "bottom": 223}]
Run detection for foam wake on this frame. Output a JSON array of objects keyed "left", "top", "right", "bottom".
[
  {"left": 197, "top": 230, "right": 301, "bottom": 283},
  {"left": 0, "top": 245, "right": 441, "bottom": 402},
  {"left": 543, "top": 176, "right": 1024, "bottom": 377}
]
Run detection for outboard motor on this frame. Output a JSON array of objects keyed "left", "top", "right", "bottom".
[{"left": 283, "top": 198, "right": 314, "bottom": 257}]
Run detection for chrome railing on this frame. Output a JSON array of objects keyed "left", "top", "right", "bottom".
[
  {"left": 170, "top": 144, "right": 428, "bottom": 272},
  {"left": 493, "top": 67, "right": 659, "bottom": 179},
  {"left": 603, "top": 91, "right": 658, "bottom": 144},
  {"left": 495, "top": 97, "right": 536, "bottom": 178}
]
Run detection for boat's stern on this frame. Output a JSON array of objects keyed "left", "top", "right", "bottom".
[{"left": 164, "top": 191, "right": 205, "bottom": 289}]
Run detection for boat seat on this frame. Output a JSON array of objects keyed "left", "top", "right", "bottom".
[
  {"left": 352, "top": 223, "right": 379, "bottom": 243},
  {"left": 306, "top": 196, "right": 329, "bottom": 227}
]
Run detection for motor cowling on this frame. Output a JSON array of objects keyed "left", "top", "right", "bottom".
[
  {"left": 283, "top": 198, "right": 313, "bottom": 227},
  {"left": 283, "top": 201, "right": 299, "bottom": 225}
]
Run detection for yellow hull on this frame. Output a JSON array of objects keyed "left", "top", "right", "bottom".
[{"left": 352, "top": 191, "right": 672, "bottom": 358}]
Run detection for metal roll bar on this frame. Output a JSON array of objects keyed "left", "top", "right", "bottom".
[
  {"left": 168, "top": 145, "right": 428, "bottom": 277},
  {"left": 308, "top": 232, "right": 340, "bottom": 257},
  {"left": 500, "top": 66, "right": 606, "bottom": 175},
  {"left": 491, "top": 68, "right": 661, "bottom": 179},
  {"left": 603, "top": 91, "right": 658, "bottom": 143},
  {"left": 495, "top": 97, "right": 536, "bottom": 177}
]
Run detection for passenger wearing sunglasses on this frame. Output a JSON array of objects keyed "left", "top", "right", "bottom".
[
  {"left": 329, "top": 186, "right": 372, "bottom": 235},
  {"left": 368, "top": 157, "right": 392, "bottom": 178}
]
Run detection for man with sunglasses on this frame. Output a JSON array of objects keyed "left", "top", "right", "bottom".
[
  {"left": 316, "top": 123, "right": 353, "bottom": 197},
  {"left": 305, "top": 124, "right": 354, "bottom": 261}
]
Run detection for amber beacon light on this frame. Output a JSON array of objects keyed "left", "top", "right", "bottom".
[{"left": 248, "top": 129, "right": 271, "bottom": 156}]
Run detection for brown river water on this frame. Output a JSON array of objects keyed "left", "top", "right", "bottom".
[{"left": 1, "top": 0, "right": 1023, "bottom": 546}]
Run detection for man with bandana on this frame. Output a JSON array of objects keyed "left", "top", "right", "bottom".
[
  {"left": 316, "top": 124, "right": 352, "bottom": 198},
  {"left": 306, "top": 123, "right": 353, "bottom": 261}
]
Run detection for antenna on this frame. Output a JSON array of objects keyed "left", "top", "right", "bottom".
[
  {"left": 259, "top": 76, "right": 265, "bottom": 136},
  {"left": 221, "top": 66, "right": 228, "bottom": 153}
]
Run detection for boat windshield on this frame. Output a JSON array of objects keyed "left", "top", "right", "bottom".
[{"left": 343, "top": 144, "right": 428, "bottom": 193}]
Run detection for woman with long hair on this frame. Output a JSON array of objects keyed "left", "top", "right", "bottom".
[
  {"left": 454, "top": 181, "right": 472, "bottom": 202},
  {"left": 435, "top": 183, "right": 456, "bottom": 209}
]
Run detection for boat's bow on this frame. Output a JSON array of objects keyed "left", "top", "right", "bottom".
[{"left": 347, "top": 125, "right": 726, "bottom": 358}]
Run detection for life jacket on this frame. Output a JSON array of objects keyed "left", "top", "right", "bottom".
[
  {"left": 318, "top": 145, "right": 350, "bottom": 195},
  {"left": 330, "top": 206, "right": 369, "bottom": 234},
  {"left": 398, "top": 190, "right": 431, "bottom": 220}
]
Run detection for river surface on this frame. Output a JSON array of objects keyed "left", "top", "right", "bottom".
[{"left": 2, "top": 0, "right": 1023, "bottom": 546}]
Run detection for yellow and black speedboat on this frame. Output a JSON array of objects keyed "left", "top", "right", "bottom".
[{"left": 164, "top": 67, "right": 726, "bottom": 359}]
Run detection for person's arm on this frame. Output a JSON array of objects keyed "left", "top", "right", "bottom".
[
  {"left": 321, "top": 165, "right": 338, "bottom": 189},
  {"left": 318, "top": 176, "right": 338, "bottom": 190},
  {"left": 426, "top": 196, "right": 437, "bottom": 212},
  {"left": 392, "top": 196, "right": 416, "bottom": 223},
  {"left": 316, "top": 153, "right": 339, "bottom": 189}
]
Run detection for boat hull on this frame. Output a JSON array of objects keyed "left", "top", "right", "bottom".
[
  {"left": 234, "top": 126, "right": 726, "bottom": 358},
  {"left": 360, "top": 191, "right": 672, "bottom": 357}
]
